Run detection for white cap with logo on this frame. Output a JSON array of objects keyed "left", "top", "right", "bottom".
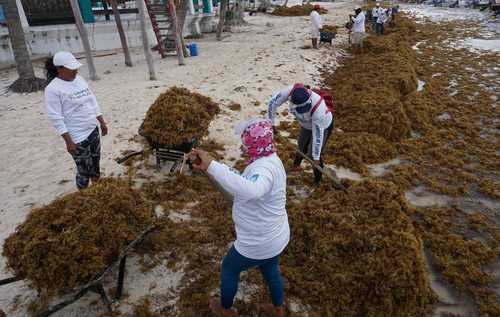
[{"left": 53, "top": 51, "right": 82, "bottom": 70}]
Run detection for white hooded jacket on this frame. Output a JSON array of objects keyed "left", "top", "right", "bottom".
[{"left": 267, "top": 85, "right": 333, "bottom": 160}]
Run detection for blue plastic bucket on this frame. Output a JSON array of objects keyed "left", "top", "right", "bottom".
[
  {"left": 188, "top": 43, "right": 198, "bottom": 57},
  {"left": 0, "top": 5, "right": 5, "bottom": 24}
]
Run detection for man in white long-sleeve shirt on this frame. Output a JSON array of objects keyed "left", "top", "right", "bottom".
[
  {"left": 190, "top": 119, "right": 288, "bottom": 317},
  {"left": 44, "top": 51, "right": 108, "bottom": 189},
  {"left": 268, "top": 84, "right": 333, "bottom": 183},
  {"left": 309, "top": 4, "right": 323, "bottom": 49},
  {"left": 376, "top": 5, "right": 388, "bottom": 35},
  {"left": 351, "top": 7, "right": 366, "bottom": 52}
]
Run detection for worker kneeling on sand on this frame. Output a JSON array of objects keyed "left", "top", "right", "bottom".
[
  {"left": 189, "top": 118, "right": 288, "bottom": 317},
  {"left": 310, "top": 4, "right": 323, "bottom": 49},
  {"left": 350, "top": 6, "right": 366, "bottom": 53},
  {"left": 268, "top": 84, "right": 334, "bottom": 183}
]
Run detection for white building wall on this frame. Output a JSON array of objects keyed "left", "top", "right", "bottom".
[{"left": 0, "top": 12, "right": 215, "bottom": 68}]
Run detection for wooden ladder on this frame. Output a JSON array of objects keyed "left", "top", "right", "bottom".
[{"left": 144, "top": 0, "right": 185, "bottom": 64}]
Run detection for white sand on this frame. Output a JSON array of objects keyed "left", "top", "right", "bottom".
[{"left": 0, "top": 1, "right": 357, "bottom": 315}]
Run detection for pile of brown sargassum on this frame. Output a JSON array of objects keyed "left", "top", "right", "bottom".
[
  {"left": 271, "top": 4, "right": 328, "bottom": 16},
  {"left": 2, "top": 179, "right": 154, "bottom": 296},
  {"left": 141, "top": 86, "right": 220, "bottom": 146}
]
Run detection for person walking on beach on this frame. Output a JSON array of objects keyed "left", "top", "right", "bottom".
[
  {"left": 267, "top": 84, "right": 334, "bottom": 183},
  {"left": 44, "top": 51, "right": 108, "bottom": 190},
  {"left": 350, "top": 6, "right": 366, "bottom": 52},
  {"left": 310, "top": 4, "right": 323, "bottom": 49},
  {"left": 189, "top": 119, "right": 289, "bottom": 317}
]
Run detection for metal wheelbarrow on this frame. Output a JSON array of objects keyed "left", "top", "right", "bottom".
[
  {"left": 116, "top": 123, "right": 197, "bottom": 173},
  {"left": 320, "top": 31, "right": 336, "bottom": 45}
]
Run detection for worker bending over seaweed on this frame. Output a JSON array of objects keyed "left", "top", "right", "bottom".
[
  {"left": 189, "top": 118, "right": 288, "bottom": 317},
  {"left": 268, "top": 84, "right": 334, "bottom": 183}
]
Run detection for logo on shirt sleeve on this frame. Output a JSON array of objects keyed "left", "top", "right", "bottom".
[{"left": 246, "top": 174, "right": 259, "bottom": 182}]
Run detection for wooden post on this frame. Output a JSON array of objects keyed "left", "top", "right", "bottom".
[
  {"left": 109, "top": 0, "right": 133, "bottom": 67},
  {"left": 68, "top": 0, "right": 99, "bottom": 81},
  {"left": 135, "top": 0, "right": 157, "bottom": 80},
  {"left": 216, "top": 0, "right": 228, "bottom": 40},
  {"left": 168, "top": 0, "right": 186, "bottom": 66}
]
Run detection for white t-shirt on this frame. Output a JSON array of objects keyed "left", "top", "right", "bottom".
[
  {"left": 377, "top": 9, "right": 388, "bottom": 24},
  {"left": 207, "top": 153, "right": 289, "bottom": 260},
  {"left": 351, "top": 12, "right": 366, "bottom": 33},
  {"left": 310, "top": 10, "right": 323, "bottom": 38},
  {"left": 267, "top": 85, "right": 333, "bottom": 160},
  {"left": 44, "top": 75, "right": 102, "bottom": 143}
]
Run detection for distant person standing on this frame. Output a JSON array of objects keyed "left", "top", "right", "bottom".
[
  {"left": 44, "top": 51, "right": 108, "bottom": 190},
  {"left": 391, "top": 5, "right": 399, "bottom": 24},
  {"left": 310, "top": 4, "right": 323, "bottom": 49},
  {"left": 376, "top": 6, "right": 388, "bottom": 35},
  {"left": 371, "top": 3, "right": 380, "bottom": 32},
  {"left": 350, "top": 6, "right": 366, "bottom": 52}
]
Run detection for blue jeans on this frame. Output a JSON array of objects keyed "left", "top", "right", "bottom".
[{"left": 220, "top": 246, "right": 284, "bottom": 309}]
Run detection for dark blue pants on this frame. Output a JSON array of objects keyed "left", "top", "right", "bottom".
[
  {"left": 376, "top": 22, "right": 385, "bottom": 35},
  {"left": 220, "top": 246, "right": 284, "bottom": 309}
]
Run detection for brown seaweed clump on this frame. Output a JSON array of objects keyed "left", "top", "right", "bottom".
[
  {"left": 283, "top": 180, "right": 435, "bottom": 316},
  {"left": 414, "top": 207, "right": 500, "bottom": 315},
  {"left": 142, "top": 86, "right": 220, "bottom": 146},
  {"left": 2, "top": 178, "right": 154, "bottom": 296},
  {"left": 271, "top": 4, "right": 328, "bottom": 16},
  {"left": 321, "top": 25, "right": 338, "bottom": 33},
  {"left": 324, "top": 132, "right": 398, "bottom": 174}
]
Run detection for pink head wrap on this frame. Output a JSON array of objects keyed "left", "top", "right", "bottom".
[{"left": 240, "top": 120, "right": 276, "bottom": 164}]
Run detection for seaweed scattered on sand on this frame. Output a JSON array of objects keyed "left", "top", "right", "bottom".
[
  {"left": 136, "top": 173, "right": 434, "bottom": 316},
  {"left": 228, "top": 102, "right": 242, "bottom": 112},
  {"left": 414, "top": 207, "right": 500, "bottom": 315},
  {"left": 317, "top": 13, "right": 500, "bottom": 314}
]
